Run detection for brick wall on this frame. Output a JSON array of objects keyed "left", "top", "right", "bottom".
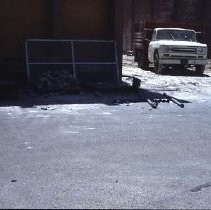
[
  {"left": 203, "top": 0, "right": 211, "bottom": 57},
  {"left": 133, "top": 0, "right": 151, "bottom": 23},
  {"left": 152, "top": 0, "right": 174, "bottom": 22},
  {"left": 123, "top": 0, "right": 211, "bottom": 57},
  {"left": 174, "top": 0, "right": 200, "bottom": 23}
]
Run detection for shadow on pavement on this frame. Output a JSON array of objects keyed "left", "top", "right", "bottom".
[
  {"left": 0, "top": 81, "right": 190, "bottom": 109},
  {"left": 165, "top": 67, "right": 210, "bottom": 77},
  {"left": 147, "top": 66, "right": 210, "bottom": 77}
]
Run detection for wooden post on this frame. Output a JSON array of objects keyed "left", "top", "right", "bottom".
[
  {"left": 123, "top": 0, "right": 134, "bottom": 52},
  {"left": 114, "top": 0, "right": 124, "bottom": 82}
]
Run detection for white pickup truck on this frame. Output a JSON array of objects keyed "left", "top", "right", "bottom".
[
  {"left": 148, "top": 28, "right": 208, "bottom": 74},
  {"left": 133, "top": 22, "right": 208, "bottom": 75}
]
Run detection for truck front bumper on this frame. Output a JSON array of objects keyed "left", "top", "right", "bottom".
[{"left": 159, "top": 59, "right": 207, "bottom": 65}]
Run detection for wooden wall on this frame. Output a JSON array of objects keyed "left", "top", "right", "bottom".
[
  {"left": 62, "top": 0, "right": 112, "bottom": 39},
  {"left": 0, "top": 0, "right": 124, "bottom": 81},
  {"left": 0, "top": 0, "right": 50, "bottom": 60},
  {"left": 0, "top": 0, "right": 121, "bottom": 60}
]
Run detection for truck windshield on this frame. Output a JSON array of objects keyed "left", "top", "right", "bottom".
[{"left": 156, "top": 29, "right": 197, "bottom": 42}]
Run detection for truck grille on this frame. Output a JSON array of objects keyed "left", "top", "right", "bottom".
[
  {"left": 171, "top": 47, "right": 197, "bottom": 53},
  {"left": 171, "top": 55, "right": 197, "bottom": 59}
]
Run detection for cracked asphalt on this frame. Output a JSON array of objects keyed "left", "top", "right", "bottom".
[{"left": 0, "top": 95, "right": 211, "bottom": 208}]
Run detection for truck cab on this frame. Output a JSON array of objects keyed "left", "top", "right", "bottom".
[{"left": 148, "top": 28, "right": 207, "bottom": 74}]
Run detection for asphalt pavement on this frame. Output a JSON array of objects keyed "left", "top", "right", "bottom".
[{"left": 0, "top": 96, "right": 211, "bottom": 209}]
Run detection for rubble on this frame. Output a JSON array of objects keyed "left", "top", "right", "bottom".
[{"left": 33, "top": 69, "right": 80, "bottom": 93}]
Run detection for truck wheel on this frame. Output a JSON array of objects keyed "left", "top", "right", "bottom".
[
  {"left": 138, "top": 59, "right": 149, "bottom": 70},
  {"left": 175, "top": 65, "right": 184, "bottom": 75},
  {"left": 154, "top": 52, "right": 164, "bottom": 74},
  {"left": 195, "top": 65, "right": 205, "bottom": 75}
]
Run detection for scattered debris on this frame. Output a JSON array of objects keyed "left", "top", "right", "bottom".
[
  {"left": 138, "top": 91, "right": 158, "bottom": 109},
  {"left": 163, "top": 93, "right": 184, "bottom": 108},
  {"left": 41, "top": 106, "right": 56, "bottom": 111},
  {"left": 190, "top": 182, "right": 211, "bottom": 192},
  {"left": 154, "top": 98, "right": 169, "bottom": 103},
  {"left": 147, "top": 98, "right": 158, "bottom": 109}
]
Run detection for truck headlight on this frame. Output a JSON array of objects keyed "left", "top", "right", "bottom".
[{"left": 197, "top": 47, "right": 206, "bottom": 54}]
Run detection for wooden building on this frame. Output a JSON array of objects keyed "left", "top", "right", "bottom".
[
  {"left": 123, "top": 0, "right": 211, "bottom": 57},
  {"left": 0, "top": 0, "right": 123, "bottom": 83}
]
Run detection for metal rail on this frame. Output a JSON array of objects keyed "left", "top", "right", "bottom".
[{"left": 25, "top": 39, "right": 119, "bottom": 85}]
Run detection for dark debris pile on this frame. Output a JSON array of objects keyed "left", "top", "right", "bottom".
[{"left": 33, "top": 69, "right": 80, "bottom": 93}]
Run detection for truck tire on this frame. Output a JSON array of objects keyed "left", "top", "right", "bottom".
[
  {"left": 154, "top": 52, "right": 164, "bottom": 74},
  {"left": 195, "top": 65, "right": 205, "bottom": 75}
]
